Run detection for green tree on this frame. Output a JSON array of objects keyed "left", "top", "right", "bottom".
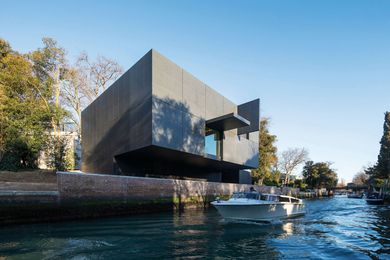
[
  {"left": 28, "top": 38, "right": 68, "bottom": 136},
  {"left": 0, "top": 39, "right": 11, "bottom": 58},
  {"left": 0, "top": 39, "right": 12, "bottom": 155},
  {"left": 251, "top": 118, "right": 278, "bottom": 185},
  {"left": 0, "top": 37, "right": 123, "bottom": 171},
  {"left": 302, "top": 161, "right": 338, "bottom": 189},
  {"left": 0, "top": 40, "right": 54, "bottom": 170},
  {"left": 376, "top": 112, "right": 390, "bottom": 179},
  {"left": 294, "top": 179, "right": 307, "bottom": 189},
  {"left": 0, "top": 38, "right": 70, "bottom": 170}
]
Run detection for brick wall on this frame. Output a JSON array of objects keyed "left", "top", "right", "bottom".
[{"left": 57, "top": 172, "right": 293, "bottom": 207}]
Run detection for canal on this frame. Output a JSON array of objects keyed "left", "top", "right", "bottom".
[{"left": 0, "top": 197, "right": 389, "bottom": 259}]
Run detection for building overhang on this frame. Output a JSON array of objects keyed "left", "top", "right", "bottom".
[
  {"left": 206, "top": 113, "right": 250, "bottom": 132},
  {"left": 115, "top": 145, "right": 256, "bottom": 173}
]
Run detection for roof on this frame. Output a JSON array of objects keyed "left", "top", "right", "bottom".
[{"left": 206, "top": 113, "right": 250, "bottom": 132}]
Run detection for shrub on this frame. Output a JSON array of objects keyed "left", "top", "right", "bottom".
[{"left": 46, "top": 136, "right": 72, "bottom": 171}]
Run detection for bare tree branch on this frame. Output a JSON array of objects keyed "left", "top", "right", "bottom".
[
  {"left": 76, "top": 53, "right": 123, "bottom": 103},
  {"left": 279, "top": 147, "right": 309, "bottom": 185},
  {"left": 60, "top": 52, "right": 123, "bottom": 137}
]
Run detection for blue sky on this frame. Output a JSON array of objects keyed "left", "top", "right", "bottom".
[{"left": 1, "top": 0, "right": 389, "bottom": 182}]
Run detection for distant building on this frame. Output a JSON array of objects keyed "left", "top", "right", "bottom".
[{"left": 81, "top": 50, "right": 260, "bottom": 183}]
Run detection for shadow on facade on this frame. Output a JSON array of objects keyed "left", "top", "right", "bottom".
[
  {"left": 84, "top": 95, "right": 256, "bottom": 186},
  {"left": 152, "top": 96, "right": 205, "bottom": 156},
  {"left": 114, "top": 96, "right": 237, "bottom": 182}
]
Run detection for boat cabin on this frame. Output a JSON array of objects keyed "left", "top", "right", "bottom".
[{"left": 231, "top": 192, "right": 301, "bottom": 203}]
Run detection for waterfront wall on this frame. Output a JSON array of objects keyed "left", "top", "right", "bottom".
[
  {"left": 0, "top": 172, "right": 300, "bottom": 224},
  {"left": 58, "top": 172, "right": 298, "bottom": 209}
]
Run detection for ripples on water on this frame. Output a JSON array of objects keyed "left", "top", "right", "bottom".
[{"left": 0, "top": 198, "right": 389, "bottom": 259}]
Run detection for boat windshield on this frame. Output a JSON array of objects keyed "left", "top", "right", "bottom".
[
  {"left": 232, "top": 192, "right": 259, "bottom": 200},
  {"left": 259, "top": 194, "right": 279, "bottom": 202}
]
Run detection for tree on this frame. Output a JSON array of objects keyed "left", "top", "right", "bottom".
[
  {"left": 352, "top": 170, "right": 369, "bottom": 185},
  {"left": 58, "top": 53, "right": 123, "bottom": 137},
  {"left": 0, "top": 69, "right": 6, "bottom": 162},
  {"left": 0, "top": 39, "right": 11, "bottom": 58},
  {"left": 376, "top": 112, "right": 390, "bottom": 179},
  {"left": 76, "top": 52, "right": 123, "bottom": 103},
  {"left": 294, "top": 179, "right": 307, "bottom": 189},
  {"left": 279, "top": 148, "right": 308, "bottom": 185},
  {"left": 45, "top": 136, "right": 73, "bottom": 171},
  {"left": 0, "top": 39, "right": 55, "bottom": 170},
  {"left": 0, "top": 37, "right": 124, "bottom": 171},
  {"left": 28, "top": 38, "right": 67, "bottom": 136},
  {"left": 60, "top": 68, "right": 87, "bottom": 136},
  {"left": 0, "top": 39, "right": 11, "bottom": 153},
  {"left": 302, "top": 161, "right": 338, "bottom": 189},
  {"left": 251, "top": 118, "right": 278, "bottom": 185}
]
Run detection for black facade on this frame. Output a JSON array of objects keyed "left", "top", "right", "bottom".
[{"left": 81, "top": 50, "right": 260, "bottom": 183}]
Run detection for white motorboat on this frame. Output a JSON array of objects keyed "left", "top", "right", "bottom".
[{"left": 211, "top": 192, "right": 305, "bottom": 222}]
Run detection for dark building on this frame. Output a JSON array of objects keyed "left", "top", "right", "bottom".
[{"left": 81, "top": 50, "right": 260, "bottom": 183}]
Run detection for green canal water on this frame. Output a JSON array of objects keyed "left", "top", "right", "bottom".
[{"left": 0, "top": 197, "right": 389, "bottom": 259}]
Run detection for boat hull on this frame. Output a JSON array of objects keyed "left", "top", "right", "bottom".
[
  {"left": 212, "top": 203, "right": 305, "bottom": 222},
  {"left": 366, "top": 199, "right": 384, "bottom": 205}
]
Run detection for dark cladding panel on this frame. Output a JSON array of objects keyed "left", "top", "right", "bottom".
[
  {"left": 205, "top": 85, "right": 224, "bottom": 120},
  {"left": 82, "top": 49, "right": 260, "bottom": 182},
  {"left": 237, "top": 99, "right": 260, "bottom": 135},
  {"left": 129, "top": 98, "right": 153, "bottom": 151},
  {"left": 183, "top": 113, "right": 205, "bottom": 155},
  {"left": 152, "top": 97, "right": 183, "bottom": 151},
  {"left": 81, "top": 50, "right": 153, "bottom": 174}
]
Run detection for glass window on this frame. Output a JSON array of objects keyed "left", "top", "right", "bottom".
[
  {"left": 279, "top": 196, "right": 291, "bottom": 202},
  {"left": 232, "top": 192, "right": 245, "bottom": 199},
  {"left": 205, "top": 135, "right": 217, "bottom": 157},
  {"left": 245, "top": 193, "right": 258, "bottom": 200},
  {"left": 205, "top": 128, "right": 220, "bottom": 159}
]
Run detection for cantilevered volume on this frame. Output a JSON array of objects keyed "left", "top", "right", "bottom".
[{"left": 81, "top": 50, "right": 260, "bottom": 184}]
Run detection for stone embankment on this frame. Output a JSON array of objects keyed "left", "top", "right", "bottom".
[{"left": 0, "top": 171, "right": 301, "bottom": 224}]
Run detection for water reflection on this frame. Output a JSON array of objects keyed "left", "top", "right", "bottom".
[
  {"left": 170, "top": 211, "right": 212, "bottom": 258},
  {"left": 282, "top": 222, "right": 294, "bottom": 237},
  {"left": 0, "top": 199, "right": 389, "bottom": 259}
]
